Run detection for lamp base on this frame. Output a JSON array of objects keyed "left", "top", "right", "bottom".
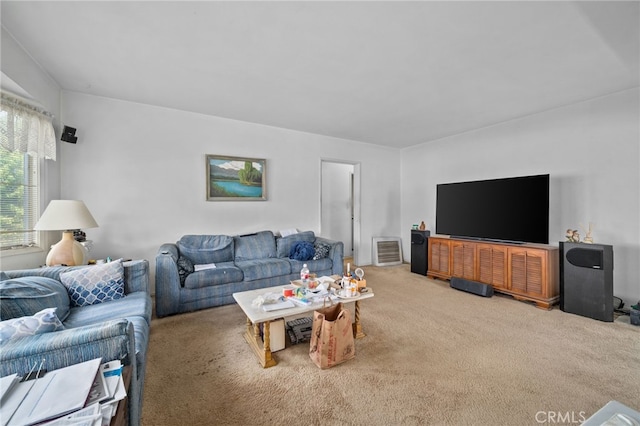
[{"left": 46, "top": 231, "right": 88, "bottom": 266}]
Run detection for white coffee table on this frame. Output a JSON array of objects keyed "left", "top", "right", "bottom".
[{"left": 233, "top": 284, "right": 374, "bottom": 368}]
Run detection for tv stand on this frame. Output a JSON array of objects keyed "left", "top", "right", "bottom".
[{"left": 427, "top": 235, "right": 559, "bottom": 309}]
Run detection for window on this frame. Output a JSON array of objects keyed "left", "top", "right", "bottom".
[
  {"left": 0, "top": 147, "right": 39, "bottom": 250},
  {"left": 0, "top": 91, "right": 56, "bottom": 252}
]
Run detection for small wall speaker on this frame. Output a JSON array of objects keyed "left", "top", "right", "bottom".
[{"left": 61, "top": 126, "right": 77, "bottom": 144}]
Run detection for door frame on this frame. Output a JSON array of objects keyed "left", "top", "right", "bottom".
[{"left": 319, "top": 159, "right": 361, "bottom": 266}]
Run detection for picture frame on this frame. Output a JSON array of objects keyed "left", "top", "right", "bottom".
[{"left": 206, "top": 155, "right": 267, "bottom": 201}]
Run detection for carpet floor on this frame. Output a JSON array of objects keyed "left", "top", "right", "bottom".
[{"left": 142, "top": 264, "right": 639, "bottom": 425}]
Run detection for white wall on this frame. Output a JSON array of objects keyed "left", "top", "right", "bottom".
[
  {"left": 1, "top": 28, "right": 61, "bottom": 270},
  {"left": 401, "top": 88, "right": 640, "bottom": 305},
  {"left": 59, "top": 91, "right": 401, "bottom": 289}
]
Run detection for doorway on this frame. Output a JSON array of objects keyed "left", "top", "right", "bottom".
[{"left": 320, "top": 160, "right": 360, "bottom": 266}]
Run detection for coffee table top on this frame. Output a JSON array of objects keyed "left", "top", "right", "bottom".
[{"left": 233, "top": 284, "right": 374, "bottom": 324}]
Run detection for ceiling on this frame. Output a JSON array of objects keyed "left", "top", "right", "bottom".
[{"left": 1, "top": 1, "right": 638, "bottom": 149}]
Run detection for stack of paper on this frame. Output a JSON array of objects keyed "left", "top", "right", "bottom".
[
  {"left": 261, "top": 300, "right": 295, "bottom": 312},
  {"left": 1, "top": 358, "right": 102, "bottom": 426},
  {"left": 0, "top": 358, "right": 128, "bottom": 426}
]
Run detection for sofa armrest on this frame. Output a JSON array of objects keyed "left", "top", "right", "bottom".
[
  {"left": 315, "top": 236, "right": 344, "bottom": 275},
  {"left": 155, "top": 244, "right": 181, "bottom": 317},
  {"left": 123, "top": 259, "right": 150, "bottom": 294},
  {"left": 0, "top": 318, "right": 136, "bottom": 377},
  {"left": 0, "top": 319, "right": 141, "bottom": 425}
]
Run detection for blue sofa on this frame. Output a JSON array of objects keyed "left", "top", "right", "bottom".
[
  {"left": 0, "top": 259, "right": 151, "bottom": 426},
  {"left": 155, "top": 230, "right": 344, "bottom": 317}
]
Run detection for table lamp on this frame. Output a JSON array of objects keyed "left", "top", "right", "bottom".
[{"left": 34, "top": 200, "right": 99, "bottom": 266}]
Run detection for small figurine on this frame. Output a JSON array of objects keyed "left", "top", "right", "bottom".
[
  {"left": 419, "top": 221, "right": 426, "bottom": 231},
  {"left": 565, "top": 229, "right": 580, "bottom": 243},
  {"left": 583, "top": 222, "right": 594, "bottom": 244}
]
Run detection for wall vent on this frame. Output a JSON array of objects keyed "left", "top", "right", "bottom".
[{"left": 372, "top": 237, "right": 403, "bottom": 266}]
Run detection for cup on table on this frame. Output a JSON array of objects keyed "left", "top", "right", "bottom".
[{"left": 283, "top": 286, "right": 294, "bottom": 297}]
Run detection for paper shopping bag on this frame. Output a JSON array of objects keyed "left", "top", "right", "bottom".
[{"left": 309, "top": 302, "right": 355, "bottom": 369}]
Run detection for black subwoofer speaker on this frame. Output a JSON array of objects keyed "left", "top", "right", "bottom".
[
  {"left": 411, "top": 230, "right": 430, "bottom": 275},
  {"left": 450, "top": 277, "right": 494, "bottom": 297},
  {"left": 560, "top": 242, "right": 614, "bottom": 322}
]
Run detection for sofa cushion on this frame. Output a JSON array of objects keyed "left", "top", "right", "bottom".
[
  {"left": 289, "top": 241, "right": 315, "bottom": 261},
  {"left": 177, "top": 235, "right": 234, "bottom": 264},
  {"left": 235, "top": 259, "right": 291, "bottom": 281},
  {"left": 63, "top": 291, "right": 150, "bottom": 328},
  {"left": 184, "top": 262, "right": 244, "bottom": 289},
  {"left": 287, "top": 258, "right": 333, "bottom": 275},
  {"left": 234, "top": 231, "right": 277, "bottom": 261},
  {"left": 0, "top": 276, "right": 71, "bottom": 322},
  {"left": 0, "top": 307, "right": 65, "bottom": 343},
  {"left": 60, "top": 260, "right": 125, "bottom": 307},
  {"left": 276, "top": 231, "right": 315, "bottom": 258}
]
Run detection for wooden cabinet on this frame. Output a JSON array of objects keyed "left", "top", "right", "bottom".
[
  {"left": 506, "top": 247, "right": 559, "bottom": 309},
  {"left": 451, "top": 240, "right": 476, "bottom": 280},
  {"left": 427, "top": 236, "right": 559, "bottom": 309},
  {"left": 477, "top": 243, "right": 508, "bottom": 289},
  {"left": 428, "top": 238, "right": 450, "bottom": 279}
]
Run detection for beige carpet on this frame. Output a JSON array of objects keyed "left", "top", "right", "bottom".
[{"left": 142, "top": 264, "right": 639, "bottom": 426}]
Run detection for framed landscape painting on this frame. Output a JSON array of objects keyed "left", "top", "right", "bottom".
[{"left": 206, "top": 155, "right": 266, "bottom": 201}]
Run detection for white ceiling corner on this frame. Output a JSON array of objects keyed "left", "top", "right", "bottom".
[{"left": 1, "top": 1, "right": 638, "bottom": 148}]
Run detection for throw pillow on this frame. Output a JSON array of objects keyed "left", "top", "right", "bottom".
[
  {"left": 313, "top": 242, "right": 331, "bottom": 260},
  {"left": 276, "top": 231, "right": 315, "bottom": 258},
  {"left": 289, "top": 241, "right": 315, "bottom": 261},
  {"left": 0, "top": 307, "right": 64, "bottom": 343},
  {"left": 0, "top": 276, "right": 71, "bottom": 322},
  {"left": 60, "top": 260, "right": 125, "bottom": 307},
  {"left": 177, "top": 256, "right": 194, "bottom": 287}
]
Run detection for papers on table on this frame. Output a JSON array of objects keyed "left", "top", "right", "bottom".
[
  {"left": 261, "top": 300, "right": 295, "bottom": 312},
  {"left": 0, "top": 358, "right": 127, "bottom": 426}
]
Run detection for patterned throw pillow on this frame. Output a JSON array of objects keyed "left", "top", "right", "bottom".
[
  {"left": 177, "top": 256, "right": 194, "bottom": 287},
  {"left": 0, "top": 307, "right": 64, "bottom": 343},
  {"left": 60, "top": 260, "right": 125, "bottom": 307},
  {"left": 313, "top": 242, "right": 331, "bottom": 260}
]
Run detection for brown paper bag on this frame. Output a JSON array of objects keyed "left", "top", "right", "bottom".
[{"left": 309, "top": 302, "right": 355, "bottom": 369}]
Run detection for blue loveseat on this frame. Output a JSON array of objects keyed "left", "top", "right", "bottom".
[
  {"left": 0, "top": 259, "right": 151, "bottom": 426},
  {"left": 155, "top": 230, "right": 344, "bottom": 317}
]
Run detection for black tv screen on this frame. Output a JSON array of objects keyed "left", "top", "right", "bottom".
[{"left": 436, "top": 174, "right": 549, "bottom": 244}]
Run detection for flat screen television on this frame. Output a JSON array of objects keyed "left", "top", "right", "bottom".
[{"left": 435, "top": 174, "right": 549, "bottom": 244}]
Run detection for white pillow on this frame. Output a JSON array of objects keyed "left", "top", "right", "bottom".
[{"left": 280, "top": 228, "right": 298, "bottom": 237}]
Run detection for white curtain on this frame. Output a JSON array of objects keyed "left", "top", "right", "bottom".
[{"left": 0, "top": 91, "right": 56, "bottom": 161}]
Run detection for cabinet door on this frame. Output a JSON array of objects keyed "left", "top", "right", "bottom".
[
  {"left": 477, "top": 244, "right": 507, "bottom": 289},
  {"left": 451, "top": 241, "right": 476, "bottom": 279},
  {"left": 428, "top": 239, "right": 450, "bottom": 276},
  {"left": 509, "top": 248, "right": 547, "bottom": 297}
]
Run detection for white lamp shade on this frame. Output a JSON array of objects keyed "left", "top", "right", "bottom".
[{"left": 34, "top": 200, "right": 99, "bottom": 231}]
